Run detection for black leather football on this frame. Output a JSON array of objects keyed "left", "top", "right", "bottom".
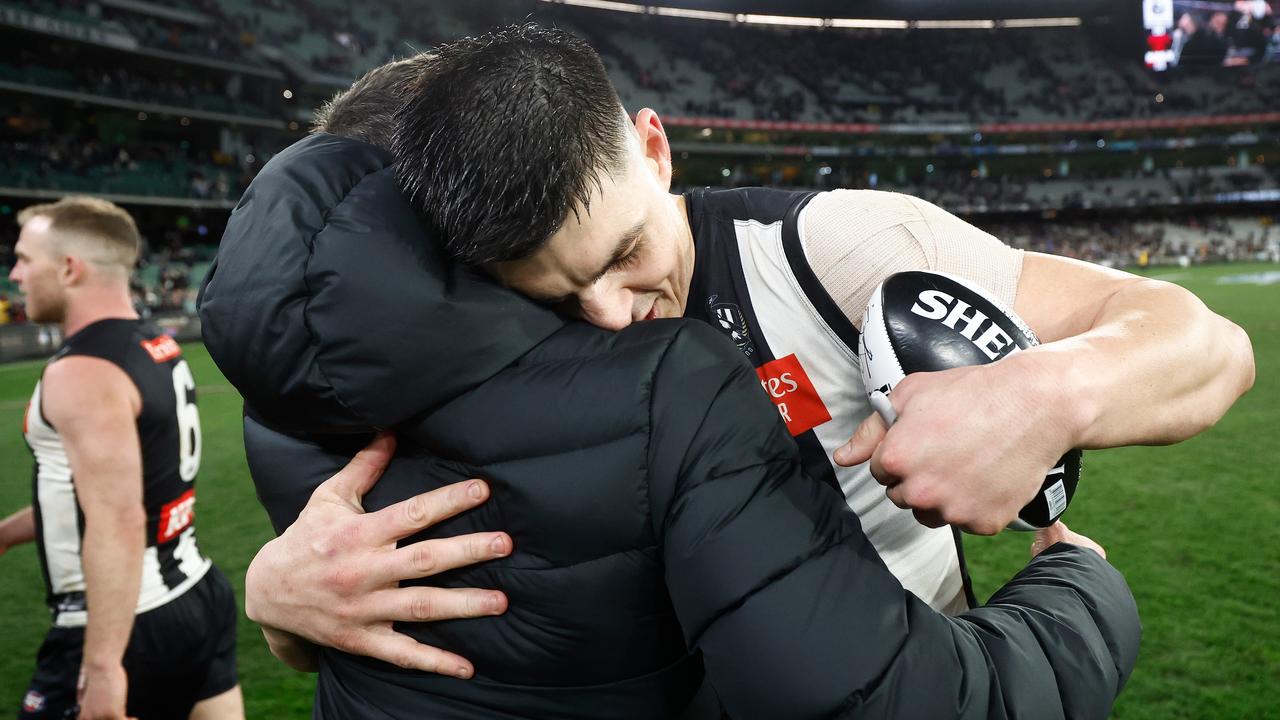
[{"left": 858, "top": 270, "right": 1082, "bottom": 531}]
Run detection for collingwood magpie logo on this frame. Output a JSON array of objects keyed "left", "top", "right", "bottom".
[{"left": 708, "top": 295, "right": 755, "bottom": 357}]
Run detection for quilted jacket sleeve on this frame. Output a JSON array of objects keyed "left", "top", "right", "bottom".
[{"left": 646, "top": 322, "right": 1140, "bottom": 720}]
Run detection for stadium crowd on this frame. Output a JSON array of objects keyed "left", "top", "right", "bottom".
[
  {"left": 2, "top": 43, "right": 272, "bottom": 118},
  {"left": 4, "top": 0, "right": 263, "bottom": 66},
  {"left": 6, "top": 0, "right": 1280, "bottom": 125},
  {"left": 0, "top": 136, "right": 254, "bottom": 201},
  {"left": 688, "top": 161, "right": 1280, "bottom": 213}
]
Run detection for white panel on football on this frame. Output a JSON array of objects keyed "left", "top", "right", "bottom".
[{"left": 859, "top": 281, "right": 906, "bottom": 400}]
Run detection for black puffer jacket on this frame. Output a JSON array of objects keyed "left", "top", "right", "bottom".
[{"left": 200, "top": 134, "right": 1141, "bottom": 719}]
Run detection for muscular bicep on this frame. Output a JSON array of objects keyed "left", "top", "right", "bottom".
[
  {"left": 802, "top": 191, "right": 1022, "bottom": 331},
  {"left": 42, "top": 357, "right": 144, "bottom": 513},
  {"left": 1013, "top": 252, "right": 1145, "bottom": 343}
]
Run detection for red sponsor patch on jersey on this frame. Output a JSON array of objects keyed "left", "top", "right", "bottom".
[
  {"left": 140, "top": 335, "right": 182, "bottom": 363},
  {"left": 157, "top": 489, "right": 196, "bottom": 544},
  {"left": 755, "top": 353, "right": 831, "bottom": 436}
]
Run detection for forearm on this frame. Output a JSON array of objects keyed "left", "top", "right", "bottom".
[
  {"left": 0, "top": 506, "right": 36, "bottom": 551},
  {"left": 1026, "top": 279, "right": 1254, "bottom": 448},
  {"left": 81, "top": 509, "right": 145, "bottom": 669}
]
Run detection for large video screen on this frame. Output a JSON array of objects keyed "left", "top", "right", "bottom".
[{"left": 1144, "top": 0, "right": 1278, "bottom": 70}]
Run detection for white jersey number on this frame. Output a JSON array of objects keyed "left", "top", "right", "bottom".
[{"left": 172, "top": 360, "right": 201, "bottom": 482}]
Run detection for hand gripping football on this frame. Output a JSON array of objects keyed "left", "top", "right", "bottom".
[{"left": 858, "top": 270, "right": 1082, "bottom": 531}]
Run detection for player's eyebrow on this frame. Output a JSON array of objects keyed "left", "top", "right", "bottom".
[{"left": 583, "top": 220, "right": 646, "bottom": 285}]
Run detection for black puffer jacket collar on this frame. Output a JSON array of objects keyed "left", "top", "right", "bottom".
[{"left": 198, "top": 133, "right": 564, "bottom": 432}]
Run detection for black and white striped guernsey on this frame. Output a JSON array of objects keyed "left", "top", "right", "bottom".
[
  {"left": 23, "top": 318, "right": 210, "bottom": 628},
  {"left": 683, "top": 187, "right": 975, "bottom": 612}
]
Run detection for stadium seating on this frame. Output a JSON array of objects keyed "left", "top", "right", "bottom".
[{"left": 6, "top": 0, "right": 1279, "bottom": 123}]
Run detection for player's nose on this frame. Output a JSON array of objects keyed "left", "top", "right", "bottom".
[{"left": 578, "top": 285, "right": 634, "bottom": 331}]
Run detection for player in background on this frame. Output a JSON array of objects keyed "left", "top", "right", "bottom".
[{"left": 0, "top": 197, "right": 243, "bottom": 720}]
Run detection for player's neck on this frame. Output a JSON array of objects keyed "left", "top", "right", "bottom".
[{"left": 61, "top": 286, "right": 138, "bottom": 338}]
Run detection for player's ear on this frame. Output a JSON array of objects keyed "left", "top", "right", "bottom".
[
  {"left": 633, "top": 108, "right": 673, "bottom": 191},
  {"left": 60, "top": 253, "right": 87, "bottom": 287}
]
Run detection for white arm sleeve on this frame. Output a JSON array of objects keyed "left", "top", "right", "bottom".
[{"left": 800, "top": 190, "right": 1024, "bottom": 330}]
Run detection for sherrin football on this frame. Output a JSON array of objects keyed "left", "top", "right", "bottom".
[{"left": 858, "top": 270, "right": 1082, "bottom": 531}]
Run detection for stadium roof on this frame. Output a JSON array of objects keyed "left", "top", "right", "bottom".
[{"left": 554, "top": 0, "right": 1119, "bottom": 21}]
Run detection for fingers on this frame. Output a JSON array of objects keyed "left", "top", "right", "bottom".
[
  {"left": 887, "top": 481, "right": 1006, "bottom": 535},
  {"left": 346, "top": 625, "right": 478, "bottom": 679},
  {"left": 911, "top": 508, "right": 947, "bottom": 530},
  {"left": 885, "top": 482, "right": 947, "bottom": 530},
  {"left": 369, "top": 532, "right": 513, "bottom": 585},
  {"left": 1033, "top": 521, "right": 1069, "bottom": 558},
  {"left": 324, "top": 433, "right": 397, "bottom": 501},
  {"left": 834, "top": 412, "right": 888, "bottom": 467},
  {"left": 364, "top": 586, "right": 508, "bottom": 625},
  {"left": 1031, "top": 521, "right": 1106, "bottom": 559},
  {"left": 364, "top": 479, "right": 493, "bottom": 546}
]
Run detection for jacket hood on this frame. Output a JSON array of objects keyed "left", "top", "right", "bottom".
[{"left": 198, "top": 133, "right": 564, "bottom": 432}]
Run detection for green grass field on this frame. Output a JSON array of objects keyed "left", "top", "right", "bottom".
[{"left": 0, "top": 262, "right": 1276, "bottom": 718}]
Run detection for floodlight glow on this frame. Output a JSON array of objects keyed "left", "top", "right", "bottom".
[
  {"left": 557, "top": 0, "right": 645, "bottom": 13},
  {"left": 653, "top": 7, "right": 736, "bottom": 21},
  {"left": 829, "top": 18, "right": 911, "bottom": 29},
  {"left": 741, "top": 14, "right": 825, "bottom": 27},
  {"left": 537, "top": 0, "right": 1082, "bottom": 32},
  {"left": 1001, "top": 17, "right": 1082, "bottom": 28},
  {"left": 915, "top": 19, "right": 996, "bottom": 29}
]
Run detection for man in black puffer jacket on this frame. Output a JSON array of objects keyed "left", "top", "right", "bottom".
[{"left": 199, "top": 84, "right": 1140, "bottom": 720}]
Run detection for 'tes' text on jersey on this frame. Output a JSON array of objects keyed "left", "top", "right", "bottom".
[{"left": 755, "top": 354, "right": 831, "bottom": 436}]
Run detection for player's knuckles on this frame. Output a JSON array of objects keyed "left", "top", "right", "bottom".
[
  {"left": 408, "top": 543, "right": 437, "bottom": 575},
  {"left": 309, "top": 535, "right": 340, "bottom": 561},
  {"left": 464, "top": 534, "right": 501, "bottom": 562},
  {"left": 407, "top": 591, "right": 441, "bottom": 621},
  {"left": 328, "top": 625, "right": 365, "bottom": 654},
  {"left": 461, "top": 590, "right": 500, "bottom": 617},
  {"left": 311, "top": 520, "right": 362, "bottom": 558},
  {"left": 322, "top": 565, "right": 365, "bottom": 595},
  {"left": 401, "top": 495, "right": 431, "bottom": 527},
  {"left": 875, "top": 440, "right": 912, "bottom": 479},
  {"left": 389, "top": 646, "right": 426, "bottom": 670},
  {"left": 899, "top": 477, "right": 941, "bottom": 510}
]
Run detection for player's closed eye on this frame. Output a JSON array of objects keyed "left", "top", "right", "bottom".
[{"left": 608, "top": 237, "right": 644, "bottom": 274}]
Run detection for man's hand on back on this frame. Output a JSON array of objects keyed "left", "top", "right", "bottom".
[{"left": 245, "top": 433, "right": 513, "bottom": 679}]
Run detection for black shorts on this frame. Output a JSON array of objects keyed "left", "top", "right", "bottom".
[{"left": 18, "top": 564, "right": 239, "bottom": 720}]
